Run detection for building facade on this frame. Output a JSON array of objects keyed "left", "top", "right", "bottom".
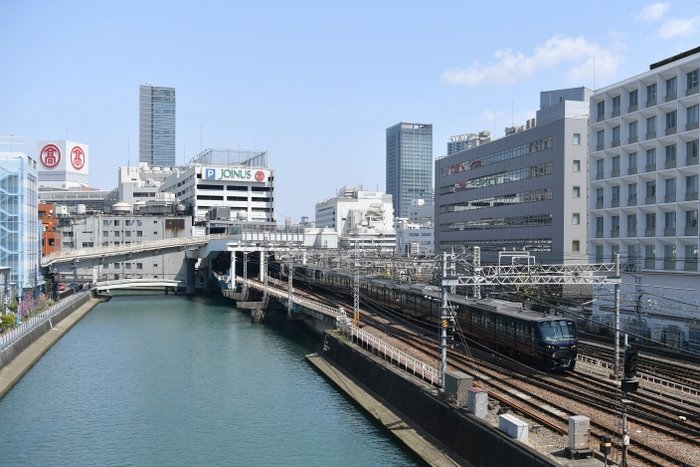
[
  {"left": 386, "top": 122, "right": 433, "bottom": 218},
  {"left": 36, "top": 140, "right": 89, "bottom": 189},
  {"left": 0, "top": 136, "right": 41, "bottom": 289},
  {"left": 315, "top": 185, "right": 396, "bottom": 251},
  {"left": 589, "top": 48, "right": 700, "bottom": 350},
  {"left": 139, "top": 84, "right": 176, "bottom": 167},
  {"left": 435, "top": 87, "right": 591, "bottom": 264},
  {"left": 159, "top": 149, "right": 275, "bottom": 224}
]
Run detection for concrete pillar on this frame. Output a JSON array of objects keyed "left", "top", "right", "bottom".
[
  {"left": 185, "top": 258, "right": 196, "bottom": 295},
  {"left": 230, "top": 251, "right": 236, "bottom": 289},
  {"left": 259, "top": 250, "right": 265, "bottom": 281}
]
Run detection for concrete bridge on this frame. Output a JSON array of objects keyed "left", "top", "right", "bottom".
[{"left": 94, "top": 278, "right": 181, "bottom": 293}]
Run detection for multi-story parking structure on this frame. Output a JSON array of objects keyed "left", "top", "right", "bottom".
[
  {"left": 435, "top": 88, "right": 591, "bottom": 265},
  {"left": 589, "top": 48, "right": 700, "bottom": 349}
]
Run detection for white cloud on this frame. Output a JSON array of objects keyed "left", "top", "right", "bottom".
[
  {"left": 634, "top": 2, "right": 670, "bottom": 22},
  {"left": 477, "top": 109, "right": 503, "bottom": 124},
  {"left": 441, "top": 35, "right": 625, "bottom": 87},
  {"left": 658, "top": 17, "right": 700, "bottom": 39}
]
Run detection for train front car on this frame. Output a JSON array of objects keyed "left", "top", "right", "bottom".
[{"left": 535, "top": 318, "right": 578, "bottom": 371}]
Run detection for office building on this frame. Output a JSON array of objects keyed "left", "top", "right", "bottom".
[
  {"left": 315, "top": 185, "right": 396, "bottom": 251},
  {"left": 0, "top": 136, "right": 41, "bottom": 289},
  {"left": 589, "top": 47, "right": 700, "bottom": 350},
  {"left": 447, "top": 132, "right": 491, "bottom": 155},
  {"left": 435, "top": 87, "right": 591, "bottom": 265},
  {"left": 139, "top": 84, "right": 176, "bottom": 167},
  {"left": 159, "top": 148, "right": 275, "bottom": 224},
  {"left": 386, "top": 122, "right": 433, "bottom": 218}
]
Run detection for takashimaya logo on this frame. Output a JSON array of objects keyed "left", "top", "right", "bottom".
[
  {"left": 254, "top": 170, "right": 265, "bottom": 181},
  {"left": 70, "top": 146, "right": 85, "bottom": 170},
  {"left": 40, "top": 144, "right": 61, "bottom": 169}
]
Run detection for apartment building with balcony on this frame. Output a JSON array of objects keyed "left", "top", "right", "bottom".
[{"left": 589, "top": 47, "right": 700, "bottom": 349}]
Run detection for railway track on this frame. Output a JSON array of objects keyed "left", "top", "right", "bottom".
[{"left": 287, "top": 278, "right": 700, "bottom": 467}]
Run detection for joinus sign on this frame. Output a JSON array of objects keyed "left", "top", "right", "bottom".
[{"left": 204, "top": 168, "right": 269, "bottom": 182}]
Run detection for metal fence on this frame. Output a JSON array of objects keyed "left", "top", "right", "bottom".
[
  {"left": 336, "top": 316, "right": 440, "bottom": 386},
  {"left": 0, "top": 292, "right": 86, "bottom": 353}
]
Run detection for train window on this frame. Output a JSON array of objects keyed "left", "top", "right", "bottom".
[{"left": 540, "top": 320, "right": 577, "bottom": 342}]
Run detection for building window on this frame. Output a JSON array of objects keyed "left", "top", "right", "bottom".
[
  {"left": 612, "top": 155, "right": 620, "bottom": 172},
  {"left": 125, "top": 220, "right": 132, "bottom": 226},
  {"left": 665, "top": 177, "right": 676, "bottom": 196},
  {"left": 645, "top": 245, "right": 655, "bottom": 260},
  {"left": 646, "top": 116, "right": 656, "bottom": 135},
  {"left": 153, "top": 264, "right": 158, "bottom": 268},
  {"left": 595, "top": 216, "right": 604, "bottom": 232},
  {"left": 595, "top": 245, "right": 604, "bottom": 262},
  {"left": 572, "top": 160, "right": 581, "bottom": 172},
  {"left": 627, "top": 214, "right": 637, "bottom": 230},
  {"left": 628, "top": 152, "right": 637, "bottom": 169},
  {"left": 137, "top": 231, "right": 143, "bottom": 237},
  {"left": 612, "top": 95, "right": 621, "bottom": 114},
  {"left": 686, "top": 210, "right": 698, "bottom": 227},
  {"left": 103, "top": 231, "right": 109, "bottom": 237},
  {"left": 136, "top": 263, "right": 143, "bottom": 269},
  {"left": 113, "top": 262, "right": 120, "bottom": 268},
  {"left": 596, "top": 187, "right": 604, "bottom": 205},
  {"left": 125, "top": 263, "right": 132, "bottom": 269},
  {"left": 612, "top": 126, "right": 620, "bottom": 144},
  {"left": 645, "top": 180, "right": 656, "bottom": 198},
  {"left": 647, "top": 83, "right": 657, "bottom": 103},
  {"left": 646, "top": 148, "right": 656, "bottom": 167},
  {"left": 687, "top": 175, "right": 699, "bottom": 193},
  {"left": 125, "top": 231, "right": 131, "bottom": 237},
  {"left": 572, "top": 241, "right": 580, "bottom": 252},
  {"left": 114, "top": 231, "right": 120, "bottom": 237},
  {"left": 688, "top": 70, "right": 699, "bottom": 90},
  {"left": 629, "top": 121, "right": 638, "bottom": 138},
  {"left": 103, "top": 220, "right": 110, "bottom": 226},
  {"left": 688, "top": 140, "right": 699, "bottom": 159},
  {"left": 688, "top": 105, "right": 699, "bottom": 125},
  {"left": 628, "top": 183, "right": 637, "bottom": 199},
  {"left": 611, "top": 215, "right": 620, "bottom": 231},
  {"left": 573, "top": 133, "right": 581, "bottom": 145},
  {"left": 666, "top": 76, "right": 677, "bottom": 97},
  {"left": 597, "top": 101, "right": 605, "bottom": 118},
  {"left": 629, "top": 89, "right": 638, "bottom": 107},
  {"left": 596, "top": 159, "right": 604, "bottom": 176},
  {"left": 646, "top": 213, "right": 656, "bottom": 229},
  {"left": 665, "top": 144, "right": 677, "bottom": 162},
  {"left": 596, "top": 130, "right": 604, "bottom": 147},
  {"left": 612, "top": 185, "right": 620, "bottom": 201},
  {"left": 665, "top": 211, "right": 676, "bottom": 228},
  {"left": 666, "top": 110, "right": 677, "bottom": 129},
  {"left": 572, "top": 186, "right": 580, "bottom": 198},
  {"left": 114, "top": 220, "right": 120, "bottom": 226},
  {"left": 572, "top": 213, "right": 580, "bottom": 225}
]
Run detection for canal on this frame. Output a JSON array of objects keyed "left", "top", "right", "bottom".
[{"left": 0, "top": 293, "right": 420, "bottom": 466}]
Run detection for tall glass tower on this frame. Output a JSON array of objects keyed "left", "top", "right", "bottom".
[
  {"left": 386, "top": 122, "right": 433, "bottom": 218},
  {"left": 139, "top": 85, "right": 176, "bottom": 167}
]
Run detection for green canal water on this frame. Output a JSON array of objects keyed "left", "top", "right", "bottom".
[{"left": 0, "top": 293, "right": 421, "bottom": 466}]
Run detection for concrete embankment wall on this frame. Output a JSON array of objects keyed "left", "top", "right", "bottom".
[
  {"left": 321, "top": 333, "right": 556, "bottom": 467},
  {"left": 0, "top": 292, "right": 92, "bottom": 371}
]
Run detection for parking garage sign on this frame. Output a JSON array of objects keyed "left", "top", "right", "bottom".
[{"left": 204, "top": 168, "right": 268, "bottom": 182}]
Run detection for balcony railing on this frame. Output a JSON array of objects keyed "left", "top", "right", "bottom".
[
  {"left": 664, "top": 260, "right": 676, "bottom": 270},
  {"left": 686, "top": 227, "right": 698, "bottom": 236},
  {"left": 628, "top": 167, "right": 638, "bottom": 175},
  {"left": 627, "top": 229, "right": 637, "bottom": 237},
  {"left": 645, "top": 228, "right": 656, "bottom": 236},
  {"left": 686, "top": 192, "right": 699, "bottom": 201},
  {"left": 686, "top": 156, "right": 699, "bottom": 166},
  {"left": 664, "top": 228, "right": 676, "bottom": 236},
  {"left": 665, "top": 160, "right": 677, "bottom": 169},
  {"left": 644, "top": 259, "right": 655, "bottom": 269},
  {"left": 664, "top": 194, "right": 676, "bottom": 203}
]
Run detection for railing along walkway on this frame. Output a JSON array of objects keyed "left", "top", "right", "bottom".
[
  {"left": 42, "top": 234, "right": 228, "bottom": 267},
  {"left": 0, "top": 292, "right": 86, "bottom": 353},
  {"left": 232, "top": 276, "right": 440, "bottom": 385},
  {"left": 576, "top": 354, "right": 700, "bottom": 404}
]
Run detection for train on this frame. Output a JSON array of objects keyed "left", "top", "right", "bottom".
[{"left": 292, "top": 264, "right": 578, "bottom": 371}]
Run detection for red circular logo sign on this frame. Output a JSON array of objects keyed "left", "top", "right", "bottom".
[
  {"left": 254, "top": 170, "right": 265, "bottom": 182},
  {"left": 70, "top": 146, "right": 85, "bottom": 170},
  {"left": 40, "top": 144, "right": 61, "bottom": 169}
]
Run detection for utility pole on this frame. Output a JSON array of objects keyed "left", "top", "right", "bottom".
[
  {"left": 353, "top": 243, "right": 360, "bottom": 327},
  {"left": 243, "top": 252, "right": 248, "bottom": 286},
  {"left": 439, "top": 251, "right": 458, "bottom": 388},
  {"left": 614, "top": 253, "right": 621, "bottom": 379},
  {"left": 287, "top": 256, "right": 293, "bottom": 315},
  {"left": 472, "top": 246, "right": 481, "bottom": 300}
]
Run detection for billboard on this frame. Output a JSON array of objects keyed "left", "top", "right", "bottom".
[
  {"left": 37, "top": 140, "right": 89, "bottom": 188},
  {"left": 203, "top": 167, "right": 269, "bottom": 182}
]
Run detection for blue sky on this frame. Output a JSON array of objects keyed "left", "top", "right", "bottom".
[{"left": 1, "top": 1, "right": 699, "bottom": 222}]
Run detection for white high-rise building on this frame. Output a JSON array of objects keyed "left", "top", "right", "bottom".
[{"left": 590, "top": 47, "right": 700, "bottom": 350}]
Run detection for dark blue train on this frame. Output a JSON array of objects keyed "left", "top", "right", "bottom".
[{"left": 294, "top": 265, "right": 577, "bottom": 371}]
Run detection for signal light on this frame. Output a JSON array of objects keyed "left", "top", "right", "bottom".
[{"left": 623, "top": 346, "right": 638, "bottom": 380}]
